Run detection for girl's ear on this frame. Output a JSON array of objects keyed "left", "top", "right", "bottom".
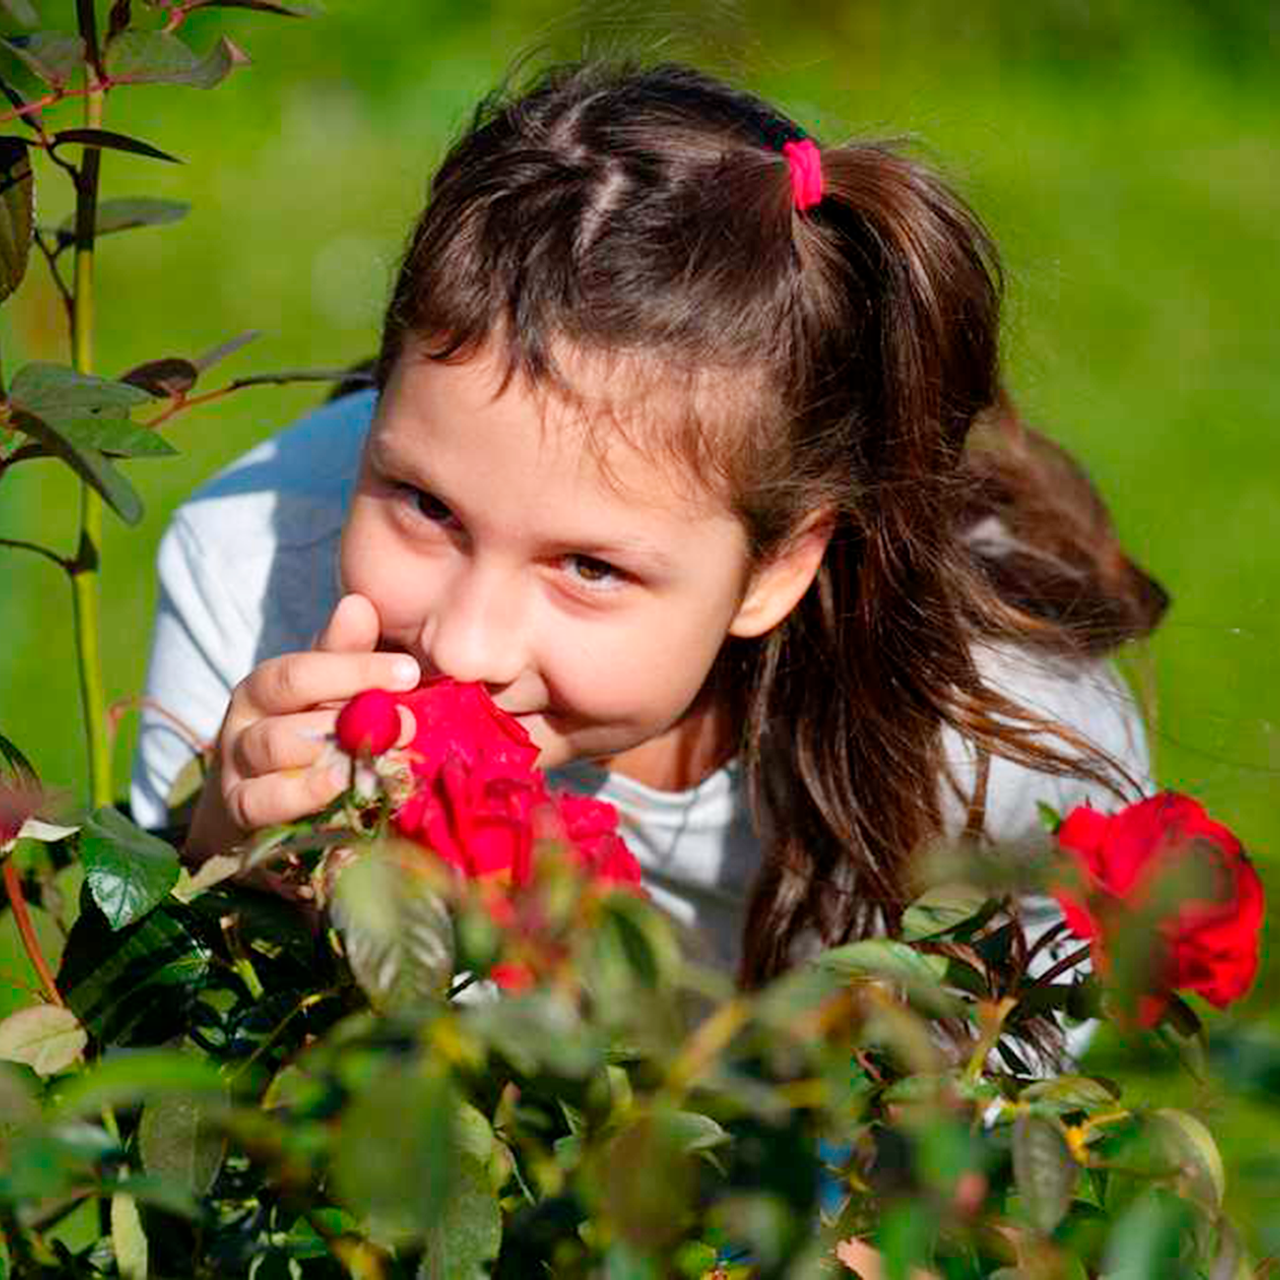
[{"left": 729, "top": 510, "right": 835, "bottom": 639}]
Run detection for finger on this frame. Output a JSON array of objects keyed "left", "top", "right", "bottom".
[
  {"left": 239, "top": 648, "right": 420, "bottom": 717},
  {"left": 223, "top": 758, "right": 349, "bottom": 833},
  {"left": 232, "top": 709, "right": 337, "bottom": 778},
  {"left": 315, "top": 593, "right": 381, "bottom": 654}
]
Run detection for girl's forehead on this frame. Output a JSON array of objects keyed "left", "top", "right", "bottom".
[{"left": 391, "top": 338, "right": 760, "bottom": 512}]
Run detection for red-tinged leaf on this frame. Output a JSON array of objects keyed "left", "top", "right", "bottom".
[
  {"left": 106, "top": 30, "right": 248, "bottom": 90},
  {"left": 2, "top": 32, "right": 84, "bottom": 89},
  {"left": 0, "top": 134, "right": 32, "bottom": 303},
  {"left": 53, "top": 196, "right": 189, "bottom": 246},
  {"left": 121, "top": 356, "right": 198, "bottom": 398},
  {"left": 193, "top": 328, "right": 259, "bottom": 371},
  {"left": 0, "top": 1004, "right": 87, "bottom": 1076},
  {"left": 11, "top": 408, "right": 144, "bottom": 524},
  {"left": 189, "top": 0, "right": 322, "bottom": 14},
  {"left": 50, "top": 128, "right": 181, "bottom": 164}
]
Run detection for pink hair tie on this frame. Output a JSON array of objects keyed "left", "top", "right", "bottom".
[{"left": 782, "top": 137, "right": 823, "bottom": 212}]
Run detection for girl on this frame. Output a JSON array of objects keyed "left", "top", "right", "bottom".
[{"left": 131, "top": 61, "right": 1164, "bottom": 986}]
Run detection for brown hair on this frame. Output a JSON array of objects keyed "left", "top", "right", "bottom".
[{"left": 378, "top": 61, "right": 1166, "bottom": 985}]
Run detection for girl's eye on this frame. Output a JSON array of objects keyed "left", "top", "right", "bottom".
[
  {"left": 562, "top": 554, "right": 624, "bottom": 590},
  {"left": 407, "top": 488, "right": 456, "bottom": 526}
]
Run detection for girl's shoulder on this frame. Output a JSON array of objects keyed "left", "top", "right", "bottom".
[{"left": 942, "top": 641, "right": 1152, "bottom": 843}]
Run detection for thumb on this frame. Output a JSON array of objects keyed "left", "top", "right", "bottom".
[{"left": 314, "top": 593, "right": 381, "bottom": 654}]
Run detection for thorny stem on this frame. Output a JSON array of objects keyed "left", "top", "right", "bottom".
[{"left": 2, "top": 858, "right": 62, "bottom": 1006}]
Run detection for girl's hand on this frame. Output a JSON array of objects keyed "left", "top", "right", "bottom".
[{"left": 185, "top": 594, "right": 420, "bottom": 864}]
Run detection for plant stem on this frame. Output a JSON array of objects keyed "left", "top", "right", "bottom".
[
  {"left": 1036, "top": 943, "right": 1093, "bottom": 988},
  {"left": 2, "top": 859, "right": 62, "bottom": 1006},
  {"left": 69, "top": 70, "right": 112, "bottom": 809},
  {"left": 0, "top": 536, "right": 70, "bottom": 569}
]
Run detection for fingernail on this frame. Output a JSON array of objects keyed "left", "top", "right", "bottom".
[{"left": 391, "top": 656, "right": 420, "bottom": 688}]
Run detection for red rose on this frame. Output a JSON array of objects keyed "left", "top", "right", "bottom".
[
  {"left": 556, "top": 793, "right": 643, "bottom": 889},
  {"left": 1053, "top": 792, "right": 1265, "bottom": 1026},
  {"left": 397, "top": 678, "right": 538, "bottom": 780},
  {"left": 335, "top": 689, "right": 402, "bottom": 758},
  {"left": 394, "top": 752, "right": 556, "bottom": 885}
]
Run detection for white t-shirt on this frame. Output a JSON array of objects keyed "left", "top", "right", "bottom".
[{"left": 131, "top": 389, "right": 1151, "bottom": 973}]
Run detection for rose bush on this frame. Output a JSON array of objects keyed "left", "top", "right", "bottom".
[{"left": 1053, "top": 791, "right": 1264, "bottom": 1026}]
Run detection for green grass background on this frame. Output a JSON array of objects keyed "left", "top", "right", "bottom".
[{"left": 1, "top": 0, "right": 1277, "bottom": 1250}]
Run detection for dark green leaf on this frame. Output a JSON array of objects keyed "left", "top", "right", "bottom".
[
  {"left": 418, "top": 1154, "right": 502, "bottom": 1280},
  {"left": 51, "top": 127, "right": 181, "bottom": 164},
  {"left": 0, "top": 135, "right": 32, "bottom": 302},
  {"left": 2, "top": 32, "right": 84, "bottom": 88},
  {"left": 0, "top": 0, "right": 39, "bottom": 27},
  {"left": 29, "top": 414, "right": 175, "bottom": 458},
  {"left": 10, "top": 362, "right": 151, "bottom": 418},
  {"left": 81, "top": 806, "right": 180, "bottom": 929},
  {"left": 1012, "top": 1115, "right": 1076, "bottom": 1233},
  {"left": 53, "top": 196, "right": 190, "bottom": 246},
  {"left": 10, "top": 409, "right": 143, "bottom": 523},
  {"left": 331, "top": 1061, "right": 454, "bottom": 1244},
  {"left": 138, "top": 1092, "right": 227, "bottom": 1197},
  {"left": 121, "top": 355, "right": 199, "bottom": 398},
  {"left": 59, "top": 901, "right": 214, "bottom": 1043},
  {"left": 106, "top": 30, "right": 248, "bottom": 90}
]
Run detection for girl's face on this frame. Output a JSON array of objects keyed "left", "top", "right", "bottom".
[{"left": 340, "top": 344, "right": 775, "bottom": 777}]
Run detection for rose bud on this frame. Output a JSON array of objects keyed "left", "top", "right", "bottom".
[{"left": 335, "top": 689, "right": 401, "bottom": 758}]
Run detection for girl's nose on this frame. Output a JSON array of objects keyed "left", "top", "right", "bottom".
[{"left": 419, "top": 563, "right": 527, "bottom": 689}]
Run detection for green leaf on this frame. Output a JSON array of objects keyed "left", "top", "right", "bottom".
[
  {"left": 418, "top": 1154, "right": 502, "bottom": 1280},
  {"left": 0, "top": 0, "right": 39, "bottom": 26},
  {"left": 54, "top": 1046, "right": 223, "bottom": 1118},
  {"left": 10, "top": 408, "right": 143, "bottom": 523},
  {"left": 121, "top": 355, "right": 199, "bottom": 398},
  {"left": 0, "top": 729, "right": 37, "bottom": 781},
  {"left": 0, "top": 1004, "right": 86, "bottom": 1076},
  {"left": 1100, "top": 1190, "right": 1195, "bottom": 1278},
  {"left": 138, "top": 1091, "right": 226, "bottom": 1196},
  {"left": 1012, "top": 1115, "right": 1076, "bottom": 1233},
  {"left": 106, "top": 30, "right": 249, "bottom": 90},
  {"left": 111, "top": 1191, "right": 148, "bottom": 1280},
  {"left": 51, "top": 127, "right": 181, "bottom": 164},
  {"left": 52, "top": 196, "right": 190, "bottom": 246},
  {"left": 901, "top": 883, "right": 994, "bottom": 941},
  {"left": 0, "top": 135, "right": 32, "bottom": 303},
  {"left": 2, "top": 32, "right": 84, "bottom": 88},
  {"left": 1021, "top": 1074, "right": 1122, "bottom": 1115},
  {"left": 1037, "top": 801, "right": 1063, "bottom": 834},
  {"left": 816, "top": 938, "right": 961, "bottom": 1015},
  {"left": 1152, "top": 1109, "right": 1225, "bottom": 1208},
  {"left": 81, "top": 807, "right": 180, "bottom": 930},
  {"left": 331, "top": 1061, "right": 454, "bottom": 1244},
  {"left": 59, "top": 901, "right": 214, "bottom": 1043},
  {"left": 29, "top": 414, "right": 174, "bottom": 458},
  {"left": 10, "top": 362, "right": 151, "bottom": 418},
  {"left": 329, "top": 847, "right": 454, "bottom": 1011},
  {"left": 664, "top": 1110, "right": 731, "bottom": 1156}
]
